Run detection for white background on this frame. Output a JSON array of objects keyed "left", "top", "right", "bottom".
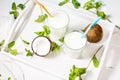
[{"left": 0, "top": 0, "right": 120, "bottom": 80}]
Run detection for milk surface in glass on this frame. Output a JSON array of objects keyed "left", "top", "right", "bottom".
[
  {"left": 47, "top": 10, "right": 69, "bottom": 44},
  {"left": 64, "top": 31, "right": 87, "bottom": 59}
]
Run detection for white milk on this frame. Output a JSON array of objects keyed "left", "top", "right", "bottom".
[
  {"left": 47, "top": 10, "right": 69, "bottom": 44},
  {"left": 64, "top": 32, "right": 87, "bottom": 59},
  {"left": 32, "top": 37, "right": 51, "bottom": 56}
]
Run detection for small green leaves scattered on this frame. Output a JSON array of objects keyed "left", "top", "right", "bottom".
[
  {"left": 8, "top": 41, "right": 15, "bottom": 49},
  {"left": 0, "top": 40, "right": 5, "bottom": 47},
  {"left": 97, "top": 11, "right": 106, "bottom": 19},
  {"left": 7, "top": 41, "right": 17, "bottom": 55},
  {"left": 69, "top": 65, "right": 86, "bottom": 80},
  {"left": 9, "top": 10, "right": 19, "bottom": 19},
  {"left": 92, "top": 56, "right": 99, "bottom": 68},
  {"left": 22, "top": 39, "right": 30, "bottom": 45},
  {"left": 43, "top": 25, "right": 51, "bottom": 36},
  {"left": 35, "top": 31, "right": 45, "bottom": 36},
  {"left": 12, "top": 2, "right": 17, "bottom": 10},
  {"left": 35, "top": 14, "right": 48, "bottom": 23},
  {"left": 8, "top": 77, "right": 11, "bottom": 80},
  {"left": 58, "top": 0, "right": 69, "bottom": 6},
  {"left": 25, "top": 48, "right": 33, "bottom": 56},
  {"left": 17, "top": 4, "right": 25, "bottom": 10},
  {"left": 58, "top": 0, "right": 80, "bottom": 9},
  {"left": 35, "top": 25, "right": 50, "bottom": 37},
  {"left": 72, "top": 0, "right": 80, "bottom": 9},
  {"left": 83, "top": 0, "right": 106, "bottom": 19},
  {"left": 51, "top": 42, "right": 60, "bottom": 52},
  {"left": 83, "top": 0, "right": 102, "bottom": 10},
  {"left": 59, "top": 37, "right": 64, "bottom": 43},
  {"left": 95, "top": 2, "right": 102, "bottom": 9},
  {"left": 9, "top": 2, "right": 25, "bottom": 19}
]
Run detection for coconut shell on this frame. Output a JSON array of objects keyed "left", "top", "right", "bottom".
[{"left": 83, "top": 24, "right": 103, "bottom": 43}]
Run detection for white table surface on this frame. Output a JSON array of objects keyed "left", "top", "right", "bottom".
[{"left": 0, "top": 0, "right": 120, "bottom": 80}]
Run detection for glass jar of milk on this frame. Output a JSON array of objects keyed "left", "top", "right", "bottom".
[
  {"left": 63, "top": 31, "right": 87, "bottom": 59},
  {"left": 47, "top": 10, "right": 69, "bottom": 45}
]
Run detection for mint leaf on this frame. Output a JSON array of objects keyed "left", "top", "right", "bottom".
[
  {"left": 22, "top": 39, "right": 30, "bottom": 45},
  {"left": 10, "top": 2, "right": 25, "bottom": 19},
  {"left": 8, "top": 41, "right": 15, "bottom": 49},
  {"left": 8, "top": 77, "right": 11, "bottom": 80},
  {"left": 97, "top": 11, "right": 106, "bottom": 19},
  {"left": 17, "top": 4, "right": 25, "bottom": 10},
  {"left": 12, "top": 2, "right": 17, "bottom": 10},
  {"left": 92, "top": 56, "right": 99, "bottom": 68},
  {"left": 9, "top": 49, "right": 17, "bottom": 55},
  {"left": 51, "top": 42, "right": 60, "bottom": 52},
  {"left": 59, "top": 37, "right": 64, "bottom": 43},
  {"left": 7, "top": 41, "right": 17, "bottom": 55},
  {"left": 0, "top": 40, "right": 5, "bottom": 46},
  {"left": 58, "top": 0, "right": 69, "bottom": 6},
  {"left": 9, "top": 10, "right": 19, "bottom": 19},
  {"left": 43, "top": 25, "right": 51, "bottom": 36},
  {"left": 35, "top": 14, "right": 48, "bottom": 23},
  {"left": 95, "top": 2, "right": 102, "bottom": 9},
  {"left": 83, "top": 0, "right": 95, "bottom": 10},
  {"left": 35, "top": 31, "right": 45, "bottom": 36},
  {"left": 72, "top": 0, "right": 81, "bottom": 9},
  {"left": 69, "top": 65, "right": 86, "bottom": 80},
  {"left": 25, "top": 48, "right": 33, "bottom": 56}
]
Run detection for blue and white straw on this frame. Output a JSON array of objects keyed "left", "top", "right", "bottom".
[{"left": 81, "top": 17, "right": 101, "bottom": 38}]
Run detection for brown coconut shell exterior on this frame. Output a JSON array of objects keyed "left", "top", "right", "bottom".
[{"left": 83, "top": 24, "right": 103, "bottom": 43}]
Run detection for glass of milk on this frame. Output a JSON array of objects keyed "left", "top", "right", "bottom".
[
  {"left": 47, "top": 10, "right": 69, "bottom": 45},
  {"left": 63, "top": 31, "right": 87, "bottom": 59}
]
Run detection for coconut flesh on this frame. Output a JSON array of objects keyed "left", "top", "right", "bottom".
[{"left": 31, "top": 36, "right": 51, "bottom": 57}]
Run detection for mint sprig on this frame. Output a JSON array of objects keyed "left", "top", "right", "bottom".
[
  {"left": 9, "top": 2, "right": 25, "bottom": 19},
  {"left": 51, "top": 42, "right": 60, "bottom": 52},
  {"left": 58, "top": 0, "right": 70, "bottom": 6},
  {"left": 69, "top": 65, "right": 86, "bottom": 80},
  {"left": 72, "top": 0, "right": 80, "bottom": 9},
  {"left": 25, "top": 48, "right": 33, "bottom": 56},
  {"left": 35, "top": 14, "right": 48, "bottom": 23},
  {"left": 35, "top": 25, "right": 50, "bottom": 37},
  {"left": 7, "top": 41, "right": 17, "bottom": 55}
]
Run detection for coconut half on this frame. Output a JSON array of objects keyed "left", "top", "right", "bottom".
[{"left": 31, "top": 36, "right": 52, "bottom": 57}]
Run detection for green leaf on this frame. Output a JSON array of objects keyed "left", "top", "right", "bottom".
[
  {"left": 13, "top": 10, "right": 19, "bottom": 19},
  {"left": 7, "top": 41, "right": 17, "bottom": 55},
  {"left": 95, "top": 2, "right": 102, "bottom": 9},
  {"left": 72, "top": 0, "right": 81, "bottom": 9},
  {"left": 43, "top": 25, "right": 51, "bottom": 35},
  {"left": 8, "top": 77, "right": 11, "bottom": 80},
  {"left": 51, "top": 42, "right": 60, "bottom": 52},
  {"left": 0, "top": 40, "right": 5, "bottom": 46},
  {"left": 35, "top": 14, "right": 48, "bottom": 23},
  {"left": 22, "top": 39, "right": 30, "bottom": 45},
  {"left": 25, "top": 48, "right": 33, "bottom": 56},
  {"left": 12, "top": 2, "right": 17, "bottom": 10},
  {"left": 69, "top": 65, "right": 86, "bottom": 80},
  {"left": 59, "top": 37, "right": 64, "bottom": 43},
  {"left": 9, "top": 49, "right": 17, "bottom": 55},
  {"left": 97, "top": 11, "right": 106, "bottom": 19},
  {"left": 9, "top": 11, "right": 19, "bottom": 19},
  {"left": 0, "top": 73, "right": 1, "bottom": 77},
  {"left": 58, "top": 0, "right": 69, "bottom": 6},
  {"left": 8, "top": 41, "right": 15, "bottom": 49},
  {"left": 17, "top": 4, "right": 25, "bottom": 10},
  {"left": 35, "top": 31, "right": 45, "bottom": 36},
  {"left": 92, "top": 56, "right": 99, "bottom": 68},
  {"left": 83, "top": 0, "right": 95, "bottom": 10}
]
